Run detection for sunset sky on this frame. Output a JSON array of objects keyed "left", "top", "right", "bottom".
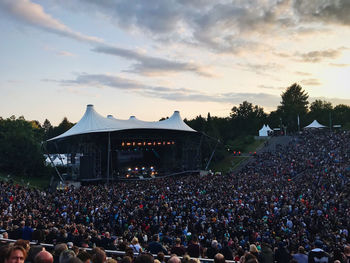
[{"left": 1, "top": 0, "right": 350, "bottom": 125}]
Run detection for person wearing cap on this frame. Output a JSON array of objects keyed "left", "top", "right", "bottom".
[{"left": 308, "top": 240, "right": 331, "bottom": 263}]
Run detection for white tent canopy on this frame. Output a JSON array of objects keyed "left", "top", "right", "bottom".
[
  {"left": 259, "top": 124, "right": 272, "bottom": 136},
  {"left": 48, "top": 104, "right": 196, "bottom": 141},
  {"left": 304, "top": 120, "right": 327, "bottom": 129},
  {"left": 265, "top": 125, "right": 273, "bottom": 132}
]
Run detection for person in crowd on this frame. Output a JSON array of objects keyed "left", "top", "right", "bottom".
[
  {"left": 129, "top": 237, "right": 142, "bottom": 254},
  {"left": 134, "top": 253, "right": 154, "bottom": 263},
  {"left": 34, "top": 250, "right": 54, "bottom": 263},
  {"left": 206, "top": 240, "right": 220, "bottom": 259},
  {"left": 249, "top": 244, "right": 262, "bottom": 262},
  {"left": 147, "top": 235, "right": 167, "bottom": 255},
  {"left": 214, "top": 253, "right": 226, "bottom": 263},
  {"left": 308, "top": 240, "right": 332, "bottom": 263},
  {"left": 220, "top": 240, "right": 233, "bottom": 260},
  {"left": 76, "top": 250, "right": 91, "bottom": 263},
  {"left": 187, "top": 236, "right": 202, "bottom": 258},
  {"left": 170, "top": 238, "right": 186, "bottom": 257},
  {"left": 274, "top": 241, "right": 292, "bottom": 263},
  {"left": 292, "top": 246, "right": 308, "bottom": 263},
  {"left": 168, "top": 255, "right": 181, "bottom": 263},
  {"left": 5, "top": 246, "right": 27, "bottom": 263},
  {"left": 59, "top": 250, "right": 76, "bottom": 263}
]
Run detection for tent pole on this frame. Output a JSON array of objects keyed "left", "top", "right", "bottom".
[
  {"left": 42, "top": 142, "right": 65, "bottom": 184},
  {"left": 205, "top": 139, "right": 219, "bottom": 170}
]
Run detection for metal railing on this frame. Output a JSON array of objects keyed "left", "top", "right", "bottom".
[{"left": 0, "top": 238, "right": 237, "bottom": 263}]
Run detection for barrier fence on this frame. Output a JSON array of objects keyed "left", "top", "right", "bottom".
[{"left": 0, "top": 238, "right": 237, "bottom": 263}]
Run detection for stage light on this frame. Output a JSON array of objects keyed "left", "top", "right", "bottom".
[
  {"left": 126, "top": 142, "right": 131, "bottom": 146},
  {"left": 163, "top": 141, "right": 166, "bottom": 145},
  {"left": 167, "top": 142, "right": 171, "bottom": 145},
  {"left": 157, "top": 142, "right": 162, "bottom": 145},
  {"left": 126, "top": 174, "right": 130, "bottom": 178},
  {"left": 143, "top": 142, "right": 146, "bottom": 145},
  {"left": 150, "top": 166, "right": 154, "bottom": 170},
  {"left": 122, "top": 142, "right": 125, "bottom": 146},
  {"left": 132, "top": 142, "right": 136, "bottom": 146},
  {"left": 135, "top": 167, "right": 138, "bottom": 171},
  {"left": 128, "top": 168, "right": 132, "bottom": 171},
  {"left": 172, "top": 141, "right": 175, "bottom": 144},
  {"left": 137, "top": 142, "right": 142, "bottom": 146},
  {"left": 142, "top": 167, "right": 145, "bottom": 170},
  {"left": 147, "top": 142, "right": 152, "bottom": 146}
]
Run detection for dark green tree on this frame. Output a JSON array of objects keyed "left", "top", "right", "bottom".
[
  {"left": 0, "top": 117, "right": 46, "bottom": 176},
  {"left": 230, "top": 101, "right": 267, "bottom": 136},
  {"left": 333, "top": 104, "right": 350, "bottom": 127},
  {"left": 48, "top": 117, "right": 74, "bottom": 139},
  {"left": 307, "top": 100, "right": 333, "bottom": 126},
  {"left": 278, "top": 83, "right": 309, "bottom": 131}
]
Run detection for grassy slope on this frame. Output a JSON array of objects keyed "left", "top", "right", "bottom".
[
  {"left": 211, "top": 138, "right": 266, "bottom": 173},
  {"left": 0, "top": 172, "right": 51, "bottom": 189}
]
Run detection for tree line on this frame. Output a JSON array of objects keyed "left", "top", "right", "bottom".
[{"left": 0, "top": 83, "right": 349, "bottom": 177}]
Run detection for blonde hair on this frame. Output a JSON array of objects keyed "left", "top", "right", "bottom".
[
  {"left": 131, "top": 237, "right": 139, "bottom": 245},
  {"left": 249, "top": 244, "right": 259, "bottom": 253}
]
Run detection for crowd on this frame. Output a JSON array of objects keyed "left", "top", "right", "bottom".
[{"left": 0, "top": 129, "right": 350, "bottom": 263}]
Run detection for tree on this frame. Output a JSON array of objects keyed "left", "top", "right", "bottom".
[
  {"left": 0, "top": 117, "right": 46, "bottom": 176},
  {"left": 278, "top": 83, "right": 309, "bottom": 131},
  {"left": 333, "top": 104, "right": 350, "bottom": 126},
  {"left": 307, "top": 100, "right": 333, "bottom": 126},
  {"left": 230, "top": 101, "right": 267, "bottom": 135},
  {"left": 49, "top": 117, "right": 74, "bottom": 139}
]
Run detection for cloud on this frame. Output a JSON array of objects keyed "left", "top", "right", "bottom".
[
  {"left": 92, "top": 45, "right": 214, "bottom": 77},
  {"left": 0, "top": 0, "right": 103, "bottom": 44},
  {"left": 300, "top": 78, "right": 321, "bottom": 86},
  {"left": 258, "top": 85, "right": 285, "bottom": 91},
  {"left": 68, "top": 0, "right": 298, "bottom": 54},
  {"left": 237, "top": 62, "right": 282, "bottom": 75},
  {"left": 295, "top": 71, "right": 312, "bottom": 76},
  {"left": 329, "top": 63, "right": 349, "bottom": 67},
  {"left": 48, "top": 73, "right": 281, "bottom": 106},
  {"left": 57, "top": 51, "right": 75, "bottom": 57},
  {"left": 296, "top": 47, "right": 346, "bottom": 63},
  {"left": 294, "top": 0, "right": 350, "bottom": 26}
]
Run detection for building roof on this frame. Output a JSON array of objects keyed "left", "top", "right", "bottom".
[{"left": 48, "top": 104, "right": 196, "bottom": 141}]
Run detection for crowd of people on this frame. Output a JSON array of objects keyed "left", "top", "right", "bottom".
[{"left": 0, "top": 129, "right": 350, "bottom": 263}]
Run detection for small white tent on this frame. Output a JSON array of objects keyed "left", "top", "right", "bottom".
[
  {"left": 304, "top": 120, "right": 326, "bottom": 129},
  {"left": 265, "top": 125, "right": 273, "bottom": 132},
  {"left": 259, "top": 125, "right": 270, "bottom": 136}
]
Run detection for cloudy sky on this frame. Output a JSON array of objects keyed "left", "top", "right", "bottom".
[{"left": 1, "top": 0, "right": 350, "bottom": 124}]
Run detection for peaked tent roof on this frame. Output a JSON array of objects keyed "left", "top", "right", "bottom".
[
  {"left": 48, "top": 105, "right": 196, "bottom": 141},
  {"left": 304, "top": 120, "right": 327, "bottom": 129},
  {"left": 265, "top": 125, "right": 273, "bottom": 131}
]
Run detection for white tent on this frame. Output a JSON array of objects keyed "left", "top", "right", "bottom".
[
  {"left": 259, "top": 124, "right": 270, "bottom": 136},
  {"left": 48, "top": 105, "right": 196, "bottom": 141},
  {"left": 304, "top": 120, "right": 326, "bottom": 129},
  {"left": 265, "top": 125, "right": 273, "bottom": 132}
]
